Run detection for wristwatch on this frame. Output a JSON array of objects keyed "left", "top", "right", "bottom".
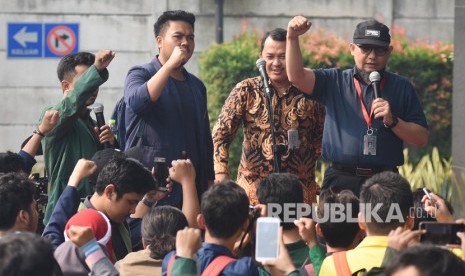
[
  {"left": 33, "top": 128, "right": 45, "bottom": 137},
  {"left": 384, "top": 116, "right": 399, "bottom": 129}
]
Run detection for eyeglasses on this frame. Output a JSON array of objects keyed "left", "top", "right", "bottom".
[{"left": 356, "top": 44, "right": 389, "bottom": 56}]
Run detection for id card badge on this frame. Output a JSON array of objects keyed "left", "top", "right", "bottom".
[{"left": 363, "top": 128, "right": 377, "bottom": 155}]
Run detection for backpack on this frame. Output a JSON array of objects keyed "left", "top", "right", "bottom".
[
  {"left": 167, "top": 253, "right": 236, "bottom": 276},
  {"left": 110, "top": 62, "right": 156, "bottom": 150}
]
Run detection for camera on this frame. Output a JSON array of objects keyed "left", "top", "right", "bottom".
[{"left": 31, "top": 173, "right": 48, "bottom": 234}]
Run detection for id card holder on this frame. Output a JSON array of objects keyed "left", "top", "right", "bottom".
[{"left": 363, "top": 128, "right": 377, "bottom": 156}]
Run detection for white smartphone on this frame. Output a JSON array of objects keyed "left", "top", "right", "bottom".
[{"left": 255, "top": 217, "right": 280, "bottom": 262}]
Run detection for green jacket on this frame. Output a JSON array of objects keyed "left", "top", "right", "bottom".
[{"left": 41, "top": 65, "right": 108, "bottom": 224}]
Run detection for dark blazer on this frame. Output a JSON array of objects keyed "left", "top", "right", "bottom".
[{"left": 124, "top": 57, "right": 214, "bottom": 205}]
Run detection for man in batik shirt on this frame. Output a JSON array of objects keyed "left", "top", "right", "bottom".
[{"left": 212, "top": 28, "right": 325, "bottom": 205}]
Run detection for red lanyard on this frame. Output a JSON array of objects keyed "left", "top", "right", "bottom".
[{"left": 353, "top": 77, "right": 385, "bottom": 128}]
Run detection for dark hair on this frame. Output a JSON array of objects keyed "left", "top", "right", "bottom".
[
  {"left": 385, "top": 245, "right": 465, "bottom": 276},
  {"left": 317, "top": 189, "right": 360, "bottom": 248},
  {"left": 360, "top": 172, "right": 413, "bottom": 235},
  {"left": 260, "top": 28, "right": 287, "bottom": 52},
  {"left": 201, "top": 180, "right": 249, "bottom": 239},
  {"left": 0, "top": 151, "right": 24, "bottom": 173},
  {"left": 0, "top": 173, "right": 36, "bottom": 231},
  {"left": 142, "top": 206, "right": 188, "bottom": 259},
  {"left": 0, "top": 232, "right": 60, "bottom": 276},
  {"left": 153, "top": 10, "right": 195, "bottom": 37},
  {"left": 257, "top": 173, "right": 303, "bottom": 230},
  {"left": 95, "top": 157, "right": 157, "bottom": 199},
  {"left": 56, "top": 52, "right": 95, "bottom": 82}
]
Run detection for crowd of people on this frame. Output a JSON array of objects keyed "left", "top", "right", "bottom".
[{"left": 1, "top": 9, "right": 464, "bottom": 276}]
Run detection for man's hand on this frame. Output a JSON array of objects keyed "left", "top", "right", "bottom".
[
  {"left": 94, "top": 49, "right": 115, "bottom": 71},
  {"left": 294, "top": 218, "right": 318, "bottom": 248},
  {"left": 67, "top": 225, "right": 95, "bottom": 247},
  {"left": 94, "top": 125, "right": 115, "bottom": 145},
  {"left": 164, "top": 46, "right": 190, "bottom": 71},
  {"left": 175, "top": 227, "right": 202, "bottom": 259},
  {"left": 169, "top": 159, "right": 196, "bottom": 185},
  {"left": 262, "top": 227, "right": 296, "bottom": 275},
  {"left": 372, "top": 98, "right": 395, "bottom": 126},
  {"left": 68, "top": 159, "right": 97, "bottom": 188},
  {"left": 422, "top": 192, "right": 454, "bottom": 222},
  {"left": 287, "top": 16, "right": 312, "bottom": 39},
  {"left": 387, "top": 226, "right": 424, "bottom": 251},
  {"left": 39, "top": 110, "right": 59, "bottom": 135},
  {"left": 214, "top": 173, "right": 229, "bottom": 184}
]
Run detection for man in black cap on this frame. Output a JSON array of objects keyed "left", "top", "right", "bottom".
[{"left": 285, "top": 17, "right": 428, "bottom": 196}]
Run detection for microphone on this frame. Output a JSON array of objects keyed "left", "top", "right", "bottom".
[
  {"left": 369, "top": 71, "right": 381, "bottom": 99},
  {"left": 92, "top": 103, "right": 111, "bottom": 148},
  {"left": 256, "top": 59, "right": 272, "bottom": 96}
]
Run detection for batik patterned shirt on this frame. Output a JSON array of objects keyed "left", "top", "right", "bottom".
[{"left": 213, "top": 76, "right": 325, "bottom": 204}]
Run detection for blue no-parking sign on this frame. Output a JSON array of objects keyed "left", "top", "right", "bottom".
[
  {"left": 44, "top": 23, "right": 79, "bottom": 57},
  {"left": 7, "top": 23, "right": 43, "bottom": 58}
]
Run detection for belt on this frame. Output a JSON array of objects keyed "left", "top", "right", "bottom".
[{"left": 330, "top": 162, "right": 397, "bottom": 177}]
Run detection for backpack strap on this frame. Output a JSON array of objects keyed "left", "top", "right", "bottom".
[
  {"left": 333, "top": 251, "right": 351, "bottom": 276},
  {"left": 167, "top": 253, "right": 177, "bottom": 275},
  {"left": 201, "top": 255, "right": 236, "bottom": 276}
]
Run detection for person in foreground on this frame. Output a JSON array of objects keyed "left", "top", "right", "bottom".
[{"left": 286, "top": 16, "right": 428, "bottom": 196}]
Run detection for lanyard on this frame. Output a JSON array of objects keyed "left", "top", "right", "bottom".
[{"left": 353, "top": 77, "right": 385, "bottom": 128}]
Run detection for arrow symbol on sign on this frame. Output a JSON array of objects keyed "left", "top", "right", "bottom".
[{"left": 13, "top": 27, "right": 38, "bottom": 48}]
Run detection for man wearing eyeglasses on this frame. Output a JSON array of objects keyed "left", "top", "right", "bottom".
[{"left": 286, "top": 17, "right": 428, "bottom": 196}]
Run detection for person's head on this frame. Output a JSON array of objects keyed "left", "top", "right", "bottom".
[
  {"left": 89, "top": 147, "right": 143, "bottom": 186},
  {"left": 385, "top": 245, "right": 465, "bottom": 276},
  {"left": 199, "top": 180, "right": 249, "bottom": 240},
  {"left": 360, "top": 172, "right": 414, "bottom": 235},
  {"left": 94, "top": 157, "right": 157, "bottom": 223},
  {"left": 0, "top": 151, "right": 24, "bottom": 173},
  {"left": 0, "top": 231, "right": 59, "bottom": 276},
  {"left": 0, "top": 172, "right": 38, "bottom": 233},
  {"left": 316, "top": 189, "right": 362, "bottom": 249},
  {"left": 257, "top": 173, "right": 303, "bottom": 230},
  {"left": 349, "top": 19, "right": 393, "bottom": 73},
  {"left": 56, "top": 52, "right": 97, "bottom": 105},
  {"left": 259, "top": 28, "right": 288, "bottom": 85},
  {"left": 142, "top": 206, "right": 188, "bottom": 259},
  {"left": 154, "top": 10, "right": 195, "bottom": 66}
]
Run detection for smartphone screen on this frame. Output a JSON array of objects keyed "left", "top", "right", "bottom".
[
  {"left": 255, "top": 217, "right": 280, "bottom": 262},
  {"left": 153, "top": 157, "right": 169, "bottom": 186},
  {"left": 420, "top": 222, "right": 465, "bottom": 245}
]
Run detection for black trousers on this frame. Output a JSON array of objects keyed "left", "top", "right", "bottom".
[{"left": 321, "top": 167, "right": 369, "bottom": 197}]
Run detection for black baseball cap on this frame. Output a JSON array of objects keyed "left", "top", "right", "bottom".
[{"left": 353, "top": 19, "right": 391, "bottom": 47}]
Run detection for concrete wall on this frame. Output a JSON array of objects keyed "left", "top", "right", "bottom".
[{"left": 0, "top": 0, "right": 454, "bottom": 152}]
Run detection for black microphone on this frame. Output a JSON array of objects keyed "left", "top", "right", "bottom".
[
  {"left": 93, "top": 103, "right": 111, "bottom": 148},
  {"left": 369, "top": 71, "right": 381, "bottom": 99},
  {"left": 256, "top": 59, "right": 272, "bottom": 97}
]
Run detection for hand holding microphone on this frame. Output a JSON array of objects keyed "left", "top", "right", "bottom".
[{"left": 92, "top": 103, "right": 112, "bottom": 148}]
